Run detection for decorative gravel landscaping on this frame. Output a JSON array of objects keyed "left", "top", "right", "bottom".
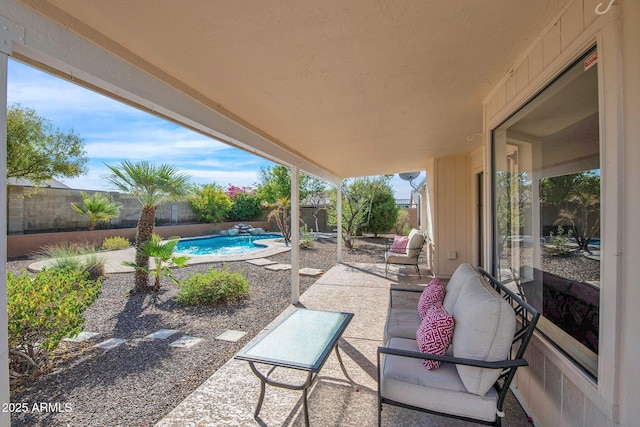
[{"left": 7, "top": 236, "right": 386, "bottom": 427}]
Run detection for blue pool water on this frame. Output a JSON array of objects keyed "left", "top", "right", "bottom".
[{"left": 174, "top": 234, "right": 281, "bottom": 256}]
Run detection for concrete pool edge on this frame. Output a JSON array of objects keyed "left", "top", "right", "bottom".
[{"left": 27, "top": 238, "right": 292, "bottom": 274}]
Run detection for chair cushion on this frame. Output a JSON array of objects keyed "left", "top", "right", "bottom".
[
  {"left": 417, "top": 278, "right": 445, "bottom": 319},
  {"left": 384, "top": 308, "right": 421, "bottom": 343},
  {"left": 416, "top": 303, "right": 454, "bottom": 370},
  {"left": 451, "top": 271, "right": 516, "bottom": 395},
  {"left": 381, "top": 337, "right": 499, "bottom": 423},
  {"left": 406, "top": 229, "right": 425, "bottom": 258},
  {"left": 385, "top": 252, "right": 418, "bottom": 265},
  {"left": 390, "top": 235, "right": 409, "bottom": 253}
]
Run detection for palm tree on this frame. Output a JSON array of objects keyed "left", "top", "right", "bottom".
[
  {"left": 71, "top": 191, "right": 121, "bottom": 231},
  {"left": 123, "top": 234, "right": 190, "bottom": 291},
  {"left": 106, "top": 161, "right": 191, "bottom": 293}
]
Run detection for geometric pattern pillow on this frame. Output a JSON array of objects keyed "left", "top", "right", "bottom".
[
  {"left": 390, "top": 235, "right": 410, "bottom": 253},
  {"left": 417, "top": 277, "right": 445, "bottom": 319},
  {"left": 416, "top": 303, "right": 455, "bottom": 370}
]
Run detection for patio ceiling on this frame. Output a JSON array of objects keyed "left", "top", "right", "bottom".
[{"left": 16, "top": 0, "right": 563, "bottom": 179}]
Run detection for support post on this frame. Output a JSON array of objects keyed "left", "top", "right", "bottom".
[
  {"left": 291, "top": 166, "right": 300, "bottom": 304},
  {"left": 336, "top": 181, "right": 342, "bottom": 263},
  {"left": 0, "top": 51, "right": 11, "bottom": 426}
]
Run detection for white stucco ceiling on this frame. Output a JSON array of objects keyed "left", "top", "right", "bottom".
[{"left": 17, "top": 0, "right": 564, "bottom": 179}]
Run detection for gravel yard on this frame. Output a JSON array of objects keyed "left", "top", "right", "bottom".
[{"left": 8, "top": 236, "right": 386, "bottom": 427}]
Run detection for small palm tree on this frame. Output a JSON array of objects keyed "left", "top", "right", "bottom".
[
  {"left": 106, "top": 160, "right": 191, "bottom": 293},
  {"left": 71, "top": 192, "right": 121, "bottom": 231},
  {"left": 123, "top": 234, "right": 190, "bottom": 291}
]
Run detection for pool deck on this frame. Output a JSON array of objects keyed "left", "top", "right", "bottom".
[{"left": 27, "top": 238, "right": 291, "bottom": 273}]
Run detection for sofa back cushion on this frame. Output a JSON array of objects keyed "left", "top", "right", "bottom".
[
  {"left": 442, "top": 263, "right": 476, "bottom": 315},
  {"left": 406, "top": 229, "right": 425, "bottom": 258},
  {"left": 451, "top": 271, "right": 516, "bottom": 395}
]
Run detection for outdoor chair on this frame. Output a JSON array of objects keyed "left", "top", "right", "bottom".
[
  {"left": 384, "top": 229, "right": 426, "bottom": 278},
  {"left": 377, "top": 265, "right": 540, "bottom": 426}
]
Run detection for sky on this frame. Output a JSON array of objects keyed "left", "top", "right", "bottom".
[{"left": 7, "top": 59, "right": 416, "bottom": 199}]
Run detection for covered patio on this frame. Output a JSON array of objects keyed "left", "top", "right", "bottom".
[
  {"left": 1, "top": 1, "right": 639, "bottom": 426},
  {"left": 157, "top": 262, "right": 530, "bottom": 427}
]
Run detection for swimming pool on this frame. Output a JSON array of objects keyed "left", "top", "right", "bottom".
[{"left": 174, "top": 234, "right": 282, "bottom": 256}]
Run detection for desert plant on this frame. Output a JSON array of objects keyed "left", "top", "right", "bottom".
[
  {"left": 101, "top": 236, "right": 131, "bottom": 251},
  {"left": 547, "top": 225, "right": 574, "bottom": 256},
  {"left": 7, "top": 267, "right": 102, "bottom": 383},
  {"left": 39, "top": 241, "right": 106, "bottom": 279},
  {"left": 107, "top": 160, "right": 191, "bottom": 293},
  {"left": 267, "top": 196, "right": 292, "bottom": 245},
  {"left": 71, "top": 191, "right": 121, "bottom": 231},
  {"left": 300, "top": 224, "right": 316, "bottom": 249},
  {"left": 177, "top": 266, "right": 249, "bottom": 306},
  {"left": 123, "top": 234, "right": 190, "bottom": 291}
]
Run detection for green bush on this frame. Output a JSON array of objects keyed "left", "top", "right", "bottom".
[
  {"left": 101, "top": 236, "right": 131, "bottom": 251},
  {"left": 177, "top": 267, "right": 249, "bottom": 306},
  {"left": 8, "top": 267, "right": 102, "bottom": 382},
  {"left": 188, "top": 183, "right": 232, "bottom": 223}
]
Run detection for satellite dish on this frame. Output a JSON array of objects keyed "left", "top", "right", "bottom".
[{"left": 399, "top": 172, "right": 420, "bottom": 181}]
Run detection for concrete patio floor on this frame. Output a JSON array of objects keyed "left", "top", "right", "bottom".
[{"left": 156, "top": 262, "right": 533, "bottom": 427}]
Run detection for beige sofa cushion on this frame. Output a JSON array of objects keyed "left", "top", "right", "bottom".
[
  {"left": 451, "top": 271, "right": 516, "bottom": 395},
  {"left": 381, "top": 337, "right": 499, "bottom": 423},
  {"left": 442, "top": 263, "right": 476, "bottom": 315}
]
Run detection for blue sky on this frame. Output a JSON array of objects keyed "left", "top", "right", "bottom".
[{"left": 7, "top": 59, "right": 415, "bottom": 198}]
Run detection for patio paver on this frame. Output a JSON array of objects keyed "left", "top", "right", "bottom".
[
  {"left": 169, "top": 336, "right": 203, "bottom": 348},
  {"left": 63, "top": 331, "right": 99, "bottom": 343},
  {"left": 245, "top": 258, "right": 277, "bottom": 266},
  {"left": 215, "top": 330, "right": 247, "bottom": 343},
  {"left": 145, "top": 329, "right": 178, "bottom": 340},
  {"left": 299, "top": 267, "right": 324, "bottom": 277},
  {"left": 93, "top": 338, "right": 127, "bottom": 350},
  {"left": 264, "top": 263, "right": 292, "bottom": 271}
]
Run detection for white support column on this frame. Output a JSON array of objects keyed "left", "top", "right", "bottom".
[
  {"left": 290, "top": 166, "right": 300, "bottom": 304},
  {"left": 336, "top": 181, "right": 343, "bottom": 263},
  {"left": 0, "top": 52, "right": 11, "bottom": 426}
]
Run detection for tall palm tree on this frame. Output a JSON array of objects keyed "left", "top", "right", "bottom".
[
  {"left": 106, "top": 161, "right": 191, "bottom": 293},
  {"left": 71, "top": 191, "right": 121, "bottom": 231}
]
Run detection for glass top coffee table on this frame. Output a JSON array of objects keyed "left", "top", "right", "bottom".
[{"left": 235, "top": 308, "right": 354, "bottom": 425}]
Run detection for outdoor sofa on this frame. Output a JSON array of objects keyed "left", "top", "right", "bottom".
[{"left": 377, "top": 263, "right": 539, "bottom": 426}]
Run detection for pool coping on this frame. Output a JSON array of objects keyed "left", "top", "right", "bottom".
[{"left": 27, "top": 238, "right": 292, "bottom": 274}]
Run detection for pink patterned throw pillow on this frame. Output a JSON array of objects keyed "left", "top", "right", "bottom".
[
  {"left": 416, "top": 303, "right": 455, "bottom": 370},
  {"left": 390, "top": 235, "right": 409, "bottom": 253},
  {"left": 418, "top": 278, "right": 445, "bottom": 319}
]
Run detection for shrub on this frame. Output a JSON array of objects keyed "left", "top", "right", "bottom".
[
  {"left": 101, "top": 236, "right": 131, "bottom": 251},
  {"left": 547, "top": 225, "right": 574, "bottom": 256},
  {"left": 39, "top": 241, "right": 106, "bottom": 279},
  {"left": 8, "top": 267, "right": 102, "bottom": 383},
  {"left": 300, "top": 224, "right": 316, "bottom": 249},
  {"left": 177, "top": 266, "right": 249, "bottom": 306},
  {"left": 395, "top": 209, "right": 413, "bottom": 236},
  {"left": 226, "top": 185, "right": 262, "bottom": 220},
  {"left": 188, "top": 183, "right": 232, "bottom": 223}
]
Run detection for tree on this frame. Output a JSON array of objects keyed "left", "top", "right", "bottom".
[
  {"left": 364, "top": 183, "right": 398, "bottom": 237},
  {"left": 188, "top": 183, "right": 232, "bottom": 223},
  {"left": 257, "top": 165, "right": 327, "bottom": 203},
  {"left": 7, "top": 104, "right": 87, "bottom": 185},
  {"left": 71, "top": 191, "right": 121, "bottom": 231},
  {"left": 328, "top": 176, "right": 390, "bottom": 248},
  {"left": 257, "top": 165, "right": 328, "bottom": 231},
  {"left": 106, "top": 161, "right": 191, "bottom": 293},
  {"left": 541, "top": 170, "right": 600, "bottom": 250},
  {"left": 123, "top": 234, "right": 190, "bottom": 291}
]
